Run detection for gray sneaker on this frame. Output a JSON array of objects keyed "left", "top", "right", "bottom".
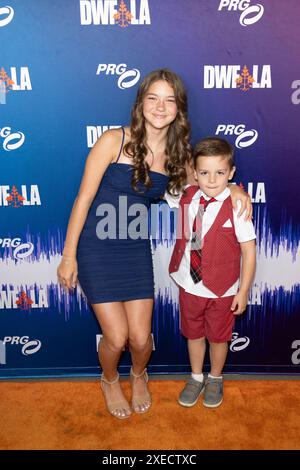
[
  {"left": 178, "top": 377, "right": 205, "bottom": 407},
  {"left": 203, "top": 376, "right": 223, "bottom": 408}
]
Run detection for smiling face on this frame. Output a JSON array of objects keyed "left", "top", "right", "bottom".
[
  {"left": 194, "top": 155, "right": 236, "bottom": 198},
  {"left": 142, "top": 80, "right": 178, "bottom": 131}
]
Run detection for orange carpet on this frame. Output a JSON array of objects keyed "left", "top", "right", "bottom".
[{"left": 0, "top": 379, "right": 300, "bottom": 450}]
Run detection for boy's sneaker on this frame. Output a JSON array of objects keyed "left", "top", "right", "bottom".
[
  {"left": 203, "top": 376, "right": 223, "bottom": 408},
  {"left": 178, "top": 377, "right": 205, "bottom": 407}
]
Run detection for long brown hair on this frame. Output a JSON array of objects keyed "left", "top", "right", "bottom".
[{"left": 124, "top": 69, "right": 192, "bottom": 195}]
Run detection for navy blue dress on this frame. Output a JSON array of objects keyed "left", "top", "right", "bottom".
[{"left": 77, "top": 130, "right": 169, "bottom": 304}]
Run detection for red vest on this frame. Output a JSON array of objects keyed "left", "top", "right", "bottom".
[{"left": 169, "top": 186, "right": 241, "bottom": 297}]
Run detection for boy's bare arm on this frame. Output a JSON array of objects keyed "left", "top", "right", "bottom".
[
  {"left": 239, "top": 240, "right": 256, "bottom": 294},
  {"left": 231, "top": 240, "right": 256, "bottom": 314}
]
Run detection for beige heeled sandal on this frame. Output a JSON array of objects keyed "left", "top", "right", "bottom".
[
  {"left": 130, "top": 367, "right": 152, "bottom": 414},
  {"left": 100, "top": 372, "right": 132, "bottom": 420}
]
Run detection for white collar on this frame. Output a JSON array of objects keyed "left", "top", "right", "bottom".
[{"left": 192, "top": 186, "right": 230, "bottom": 202}]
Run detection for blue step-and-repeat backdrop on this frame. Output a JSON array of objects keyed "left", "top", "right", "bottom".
[{"left": 1, "top": 0, "right": 300, "bottom": 377}]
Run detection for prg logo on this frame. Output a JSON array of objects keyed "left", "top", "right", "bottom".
[
  {"left": 230, "top": 332, "right": 250, "bottom": 352},
  {"left": 0, "top": 127, "right": 25, "bottom": 151},
  {"left": 0, "top": 6, "right": 14, "bottom": 27},
  {"left": 96, "top": 63, "right": 140, "bottom": 89},
  {"left": 215, "top": 124, "right": 258, "bottom": 148},
  {"left": 291, "top": 80, "right": 300, "bottom": 105},
  {"left": 0, "top": 336, "right": 42, "bottom": 365},
  {"left": 0, "top": 237, "right": 34, "bottom": 260},
  {"left": 218, "top": 1, "right": 264, "bottom": 26}
]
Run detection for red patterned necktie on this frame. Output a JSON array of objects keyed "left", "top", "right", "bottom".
[{"left": 190, "top": 196, "right": 217, "bottom": 283}]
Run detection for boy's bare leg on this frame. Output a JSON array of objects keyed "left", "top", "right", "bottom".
[
  {"left": 188, "top": 337, "right": 206, "bottom": 374},
  {"left": 209, "top": 342, "right": 228, "bottom": 376}
]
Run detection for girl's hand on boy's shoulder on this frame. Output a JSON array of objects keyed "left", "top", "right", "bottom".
[
  {"left": 238, "top": 192, "right": 252, "bottom": 220},
  {"left": 229, "top": 184, "right": 253, "bottom": 220}
]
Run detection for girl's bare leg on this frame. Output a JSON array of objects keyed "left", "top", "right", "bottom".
[
  {"left": 92, "top": 302, "right": 131, "bottom": 418},
  {"left": 124, "top": 298, "right": 153, "bottom": 412}
]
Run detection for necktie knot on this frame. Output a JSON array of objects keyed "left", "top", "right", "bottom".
[{"left": 200, "top": 195, "right": 216, "bottom": 211}]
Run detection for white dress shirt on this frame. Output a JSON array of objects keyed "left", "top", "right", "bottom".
[{"left": 165, "top": 186, "right": 256, "bottom": 298}]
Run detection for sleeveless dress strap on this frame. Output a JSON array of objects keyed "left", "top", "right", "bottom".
[{"left": 115, "top": 127, "right": 125, "bottom": 163}]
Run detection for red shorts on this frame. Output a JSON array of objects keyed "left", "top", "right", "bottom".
[{"left": 179, "top": 287, "right": 235, "bottom": 343}]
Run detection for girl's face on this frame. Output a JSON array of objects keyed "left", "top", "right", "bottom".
[{"left": 142, "top": 80, "right": 178, "bottom": 131}]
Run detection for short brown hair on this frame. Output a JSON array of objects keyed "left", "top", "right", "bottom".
[{"left": 193, "top": 137, "right": 234, "bottom": 169}]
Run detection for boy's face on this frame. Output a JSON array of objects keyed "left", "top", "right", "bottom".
[{"left": 194, "top": 155, "right": 236, "bottom": 198}]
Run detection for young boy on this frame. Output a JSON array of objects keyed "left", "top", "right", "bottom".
[{"left": 166, "top": 137, "right": 256, "bottom": 408}]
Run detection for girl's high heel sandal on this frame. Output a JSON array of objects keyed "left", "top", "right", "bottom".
[
  {"left": 130, "top": 367, "right": 152, "bottom": 414},
  {"left": 100, "top": 372, "right": 132, "bottom": 420}
]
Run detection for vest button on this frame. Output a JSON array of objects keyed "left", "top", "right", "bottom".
[{"left": 178, "top": 249, "right": 182, "bottom": 253}]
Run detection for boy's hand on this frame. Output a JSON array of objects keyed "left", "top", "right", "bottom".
[{"left": 231, "top": 291, "right": 248, "bottom": 315}]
